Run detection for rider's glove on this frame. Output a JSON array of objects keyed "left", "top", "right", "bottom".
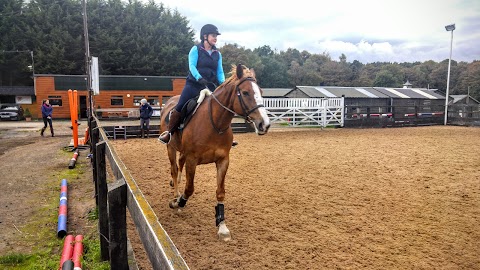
[{"left": 198, "top": 78, "right": 209, "bottom": 87}]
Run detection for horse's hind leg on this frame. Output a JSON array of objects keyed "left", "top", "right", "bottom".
[
  {"left": 167, "top": 146, "right": 181, "bottom": 198},
  {"left": 178, "top": 153, "right": 186, "bottom": 184},
  {"left": 215, "top": 157, "right": 231, "bottom": 241}
]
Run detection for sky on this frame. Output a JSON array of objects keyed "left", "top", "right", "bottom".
[{"left": 155, "top": 0, "right": 480, "bottom": 63}]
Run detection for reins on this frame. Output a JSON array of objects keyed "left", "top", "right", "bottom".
[{"left": 208, "top": 77, "right": 264, "bottom": 134}]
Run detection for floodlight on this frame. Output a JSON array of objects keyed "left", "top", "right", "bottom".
[{"left": 445, "top": 24, "right": 455, "bottom": 31}]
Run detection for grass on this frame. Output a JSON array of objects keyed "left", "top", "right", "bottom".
[{"left": 0, "top": 149, "right": 109, "bottom": 270}]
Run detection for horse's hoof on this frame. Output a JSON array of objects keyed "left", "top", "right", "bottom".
[
  {"left": 169, "top": 200, "right": 177, "bottom": 209},
  {"left": 218, "top": 231, "right": 231, "bottom": 241},
  {"left": 217, "top": 222, "right": 231, "bottom": 241}
]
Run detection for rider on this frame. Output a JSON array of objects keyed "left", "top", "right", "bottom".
[{"left": 159, "top": 24, "right": 226, "bottom": 144}]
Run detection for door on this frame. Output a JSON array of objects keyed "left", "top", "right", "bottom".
[{"left": 80, "top": 96, "right": 87, "bottom": 119}]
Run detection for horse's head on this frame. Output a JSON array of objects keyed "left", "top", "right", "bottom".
[{"left": 228, "top": 64, "right": 270, "bottom": 135}]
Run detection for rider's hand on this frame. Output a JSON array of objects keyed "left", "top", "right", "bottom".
[{"left": 198, "top": 78, "right": 209, "bottom": 87}]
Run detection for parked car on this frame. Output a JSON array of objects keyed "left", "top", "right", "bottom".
[{"left": 0, "top": 104, "right": 25, "bottom": 121}]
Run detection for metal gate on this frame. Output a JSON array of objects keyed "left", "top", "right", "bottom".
[{"left": 263, "top": 98, "right": 344, "bottom": 127}]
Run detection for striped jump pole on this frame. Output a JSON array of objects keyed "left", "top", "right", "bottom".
[
  {"left": 68, "top": 151, "right": 79, "bottom": 169},
  {"left": 57, "top": 179, "right": 68, "bottom": 238}
]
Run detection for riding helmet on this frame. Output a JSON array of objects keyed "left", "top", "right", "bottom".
[{"left": 200, "top": 24, "right": 221, "bottom": 40}]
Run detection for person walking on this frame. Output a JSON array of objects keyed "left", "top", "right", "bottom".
[
  {"left": 159, "top": 24, "right": 225, "bottom": 144},
  {"left": 139, "top": 98, "right": 153, "bottom": 138},
  {"left": 40, "top": 99, "right": 54, "bottom": 137}
]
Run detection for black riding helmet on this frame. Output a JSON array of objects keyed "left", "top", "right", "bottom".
[{"left": 200, "top": 24, "right": 221, "bottom": 41}]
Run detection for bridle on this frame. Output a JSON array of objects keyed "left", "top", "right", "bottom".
[{"left": 209, "top": 77, "right": 264, "bottom": 134}]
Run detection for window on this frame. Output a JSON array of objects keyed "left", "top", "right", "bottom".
[
  {"left": 133, "top": 96, "right": 144, "bottom": 106},
  {"left": 162, "top": 96, "right": 172, "bottom": 107},
  {"left": 111, "top": 96, "right": 124, "bottom": 106},
  {"left": 48, "top": 96, "right": 63, "bottom": 107},
  {"left": 148, "top": 96, "right": 159, "bottom": 106}
]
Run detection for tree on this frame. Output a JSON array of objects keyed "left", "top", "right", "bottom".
[
  {"left": 372, "top": 64, "right": 404, "bottom": 87},
  {"left": 220, "top": 44, "right": 262, "bottom": 78},
  {"left": 457, "top": 60, "right": 480, "bottom": 100},
  {"left": 257, "top": 56, "right": 288, "bottom": 87},
  {"left": 0, "top": 0, "right": 31, "bottom": 85}
]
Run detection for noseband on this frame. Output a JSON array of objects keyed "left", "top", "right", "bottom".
[{"left": 209, "top": 77, "right": 264, "bottom": 134}]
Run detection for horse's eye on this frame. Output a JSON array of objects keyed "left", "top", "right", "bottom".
[{"left": 242, "top": 91, "right": 250, "bottom": 96}]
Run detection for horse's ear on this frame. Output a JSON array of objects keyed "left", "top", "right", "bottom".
[{"left": 236, "top": 64, "right": 243, "bottom": 79}]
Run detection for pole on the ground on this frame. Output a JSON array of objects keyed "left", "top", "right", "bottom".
[
  {"left": 57, "top": 179, "right": 68, "bottom": 238},
  {"left": 59, "top": 234, "right": 74, "bottom": 268},
  {"left": 72, "top": 235, "right": 84, "bottom": 269},
  {"left": 68, "top": 151, "right": 79, "bottom": 169}
]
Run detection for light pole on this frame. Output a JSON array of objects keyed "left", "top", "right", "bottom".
[
  {"left": 28, "top": 51, "right": 35, "bottom": 95},
  {"left": 444, "top": 23, "right": 455, "bottom": 125}
]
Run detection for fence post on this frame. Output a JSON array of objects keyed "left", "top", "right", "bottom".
[
  {"left": 91, "top": 123, "right": 99, "bottom": 206},
  {"left": 108, "top": 178, "right": 128, "bottom": 270},
  {"left": 414, "top": 105, "right": 419, "bottom": 126},
  {"left": 95, "top": 141, "right": 110, "bottom": 261},
  {"left": 391, "top": 106, "right": 396, "bottom": 122}
]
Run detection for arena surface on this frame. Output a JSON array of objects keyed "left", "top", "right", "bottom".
[{"left": 111, "top": 126, "right": 480, "bottom": 270}]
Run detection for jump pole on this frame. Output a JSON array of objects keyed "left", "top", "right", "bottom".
[
  {"left": 59, "top": 234, "right": 74, "bottom": 269},
  {"left": 72, "top": 235, "right": 84, "bottom": 270},
  {"left": 57, "top": 179, "right": 68, "bottom": 238},
  {"left": 68, "top": 151, "right": 79, "bottom": 169}
]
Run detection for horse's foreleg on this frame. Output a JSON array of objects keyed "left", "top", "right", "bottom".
[
  {"left": 215, "top": 157, "right": 231, "bottom": 241},
  {"left": 169, "top": 158, "right": 197, "bottom": 209}
]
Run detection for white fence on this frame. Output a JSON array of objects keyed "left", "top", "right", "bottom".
[{"left": 263, "top": 98, "right": 344, "bottom": 127}]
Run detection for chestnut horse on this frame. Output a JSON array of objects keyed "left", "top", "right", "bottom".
[{"left": 159, "top": 64, "right": 270, "bottom": 241}]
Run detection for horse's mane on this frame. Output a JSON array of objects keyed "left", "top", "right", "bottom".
[{"left": 222, "top": 64, "right": 255, "bottom": 86}]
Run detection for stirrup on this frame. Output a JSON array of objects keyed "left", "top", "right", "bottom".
[{"left": 158, "top": 131, "right": 171, "bottom": 144}]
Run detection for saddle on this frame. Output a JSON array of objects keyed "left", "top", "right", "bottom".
[{"left": 166, "top": 89, "right": 211, "bottom": 130}]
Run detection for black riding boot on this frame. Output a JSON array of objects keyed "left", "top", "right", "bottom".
[
  {"left": 50, "top": 126, "right": 54, "bottom": 137},
  {"left": 40, "top": 127, "right": 46, "bottom": 137},
  {"left": 146, "top": 129, "right": 150, "bottom": 138},
  {"left": 141, "top": 129, "right": 144, "bottom": 138},
  {"left": 159, "top": 110, "right": 181, "bottom": 144}
]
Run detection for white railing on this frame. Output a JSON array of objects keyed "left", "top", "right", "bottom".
[{"left": 263, "top": 98, "right": 344, "bottom": 127}]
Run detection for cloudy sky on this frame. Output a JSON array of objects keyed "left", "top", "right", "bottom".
[{"left": 156, "top": 0, "right": 479, "bottom": 63}]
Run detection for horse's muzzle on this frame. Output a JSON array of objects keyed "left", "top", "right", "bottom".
[{"left": 256, "top": 121, "right": 270, "bottom": 135}]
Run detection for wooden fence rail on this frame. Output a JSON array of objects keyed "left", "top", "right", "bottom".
[{"left": 90, "top": 116, "right": 189, "bottom": 270}]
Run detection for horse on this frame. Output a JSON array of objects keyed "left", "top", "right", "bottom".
[{"left": 159, "top": 64, "right": 270, "bottom": 241}]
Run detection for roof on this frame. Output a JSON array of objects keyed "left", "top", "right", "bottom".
[
  {"left": 262, "top": 88, "right": 292, "bottom": 97},
  {"left": 450, "top": 94, "right": 480, "bottom": 104},
  {"left": 0, "top": 86, "right": 35, "bottom": 96},
  {"left": 291, "top": 86, "right": 444, "bottom": 99}
]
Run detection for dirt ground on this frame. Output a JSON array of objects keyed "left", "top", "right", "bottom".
[
  {"left": 0, "top": 120, "right": 95, "bottom": 256},
  {"left": 111, "top": 126, "right": 480, "bottom": 270}
]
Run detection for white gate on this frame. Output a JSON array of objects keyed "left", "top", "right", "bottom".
[{"left": 263, "top": 98, "right": 344, "bottom": 127}]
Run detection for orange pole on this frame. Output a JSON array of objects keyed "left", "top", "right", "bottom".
[
  {"left": 72, "top": 90, "right": 79, "bottom": 148},
  {"left": 67, "top": 90, "right": 75, "bottom": 131}
]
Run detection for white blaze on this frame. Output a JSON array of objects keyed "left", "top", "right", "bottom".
[{"left": 251, "top": 82, "right": 271, "bottom": 128}]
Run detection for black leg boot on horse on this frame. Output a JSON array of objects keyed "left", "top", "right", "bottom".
[{"left": 158, "top": 110, "right": 182, "bottom": 144}]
